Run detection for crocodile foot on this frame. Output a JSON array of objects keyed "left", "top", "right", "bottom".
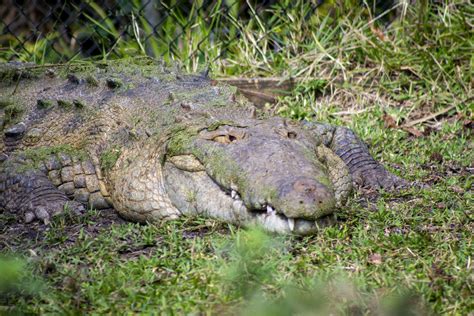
[
  {"left": 24, "top": 199, "right": 86, "bottom": 224},
  {"left": 352, "top": 166, "right": 408, "bottom": 191},
  {"left": 1, "top": 169, "right": 86, "bottom": 224}
]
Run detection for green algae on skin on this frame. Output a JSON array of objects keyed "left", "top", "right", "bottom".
[
  {"left": 193, "top": 144, "right": 248, "bottom": 197},
  {"left": 57, "top": 100, "right": 73, "bottom": 109},
  {"left": 106, "top": 78, "right": 124, "bottom": 89},
  {"left": 0, "top": 65, "right": 42, "bottom": 85},
  {"left": 166, "top": 125, "right": 201, "bottom": 157},
  {"left": 73, "top": 99, "right": 85, "bottom": 109},
  {"left": 11, "top": 145, "right": 88, "bottom": 173},
  {"left": 3, "top": 103, "right": 24, "bottom": 125},
  {"left": 100, "top": 146, "right": 122, "bottom": 172},
  {"left": 37, "top": 99, "right": 54, "bottom": 109},
  {"left": 85, "top": 75, "right": 99, "bottom": 87},
  {"left": 0, "top": 97, "right": 15, "bottom": 109}
]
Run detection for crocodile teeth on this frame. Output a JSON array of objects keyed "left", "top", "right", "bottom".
[
  {"left": 233, "top": 199, "right": 244, "bottom": 210},
  {"left": 231, "top": 190, "right": 237, "bottom": 199},
  {"left": 266, "top": 205, "right": 276, "bottom": 215},
  {"left": 288, "top": 218, "right": 295, "bottom": 231}
]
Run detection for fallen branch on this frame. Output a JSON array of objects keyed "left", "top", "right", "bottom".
[{"left": 401, "top": 104, "right": 457, "bottom": 128}]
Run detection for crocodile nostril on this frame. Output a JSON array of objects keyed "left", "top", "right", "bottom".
[
  {"left": 293, "top": 179, "right": 319, "bottom": 193},
  {"left": 292, "top": 178, "right": 332, "bottom": 207},
  {"left": 279, "top": 177, "right": 335, "bottom": 219}
]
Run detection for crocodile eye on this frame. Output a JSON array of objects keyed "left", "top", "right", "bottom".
[
  {"left": 212, "top": 133, "right": 239, "bottom": 144},
  {"left": 199, "top": 126, "right": 247, "bottom": 144}
]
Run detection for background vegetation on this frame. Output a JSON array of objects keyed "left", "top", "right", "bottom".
[{"left": 0, "top": 0, "right": 472, "bottom": 314}]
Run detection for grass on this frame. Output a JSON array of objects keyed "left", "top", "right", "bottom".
[{"left": 1, "top": 0, "right": 473, "bottom": 315}]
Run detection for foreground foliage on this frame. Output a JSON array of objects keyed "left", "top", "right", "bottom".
[{"left": 0, "top": 1, "right": 472, "bottom": 314}]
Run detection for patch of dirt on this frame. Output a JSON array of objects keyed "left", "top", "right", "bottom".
[
  {"left": 118, "top": 242, "right": 158, "bottom": 260},
  {"left": 182, "top": 226, "right": 212, "bottom": 239},
  {"left": 421, "top": 161, "right": 473, "bottom": 187},
  {"left": 1, "top": 210, "right": 230, "bottom": 257},
  {"left": 0, "top": 209, "right": 125, "bottom": 253}
]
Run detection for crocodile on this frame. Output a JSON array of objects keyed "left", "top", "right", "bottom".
[{"left": 0, "top": 58, "right": 406, "bottom": 235}]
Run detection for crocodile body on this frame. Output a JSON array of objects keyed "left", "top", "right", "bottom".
[{"left": 0, "top": 59, "right": 405, "bottom": 235}]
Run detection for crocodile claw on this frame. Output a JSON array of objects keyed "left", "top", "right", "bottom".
[{"left": 288, "top": 218, "right": 295, "bottom": 231}]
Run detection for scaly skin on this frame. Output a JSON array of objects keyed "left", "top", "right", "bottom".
[{"left": 0, "top": 58, "right": 406, "bottom": 235}]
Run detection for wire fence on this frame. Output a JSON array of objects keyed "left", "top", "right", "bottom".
[
  {"left": 0, "top": 0, "right": 401, "bottom": 66},
  {"left": 0, "top": 0, "right": 288, "bottom": 64}
]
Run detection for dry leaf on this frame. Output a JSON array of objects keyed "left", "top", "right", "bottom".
[
  {"left": 370, "top": 25, "right": 387, "bottom": 41},
  {"left": 368, "top": 253, "right": 383, "bottom": 265},
  {"left": 430, "top": 152, "right": 443, "bottom": 163},
  {"left": 402, "top": 126, "right": 424, "bottom": 137},
  {"left": 451, "top": 185, "right": 465, "bottom": 194},
  {"left": 383, "top": 112, "right": 397, "bottom": 128},
  {"left": 436, "top": 202, "right": 446, "bottom": 209}
]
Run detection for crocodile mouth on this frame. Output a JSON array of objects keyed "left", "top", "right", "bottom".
[
  {"left": 164, "top": 156, "right": 336, "bottom": 235},
  {"left": 222, "top": 187, "right": 336, "bottom": 235}
]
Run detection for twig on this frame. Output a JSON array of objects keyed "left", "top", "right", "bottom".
[
  {"left": 331, "top": 106, "right": 375, "bottom": 116},
  {"left": 402, "top": 104, "right": 457, "bottom": 127}
]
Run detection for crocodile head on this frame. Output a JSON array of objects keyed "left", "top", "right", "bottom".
[{"left": 159, "top": 117, "right": 352, "bottom": 235}]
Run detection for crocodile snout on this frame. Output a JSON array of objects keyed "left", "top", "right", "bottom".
[
  {"left": 193, "top": 119, "right": 341, "bottom": 223},
  {"left": 277, "top": 177, "right": 336, "bottom": 219}
]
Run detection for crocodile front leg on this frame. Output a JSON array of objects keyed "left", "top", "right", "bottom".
[
  {"left": 329, "top": 126, "right": 407, "bottom": 189},
  {"left": 107, "top": 143, "right": 181, "bottom": 223},
  {"left": 304, "top": 122, "right": 407, "bottom": 190},
  {"left": 0, "top": 152, "right": 111, "bottom": 224},
  {"left": 0, "top": 166, "right": 85, "bottom": 224}
]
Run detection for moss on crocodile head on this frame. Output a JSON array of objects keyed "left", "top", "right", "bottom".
[
  {"left": 301, "top": 146, "right": 333, "bottom": 189},
  {"left": 191, "top": 144, "right": 249, "bottom": 198},
  {"left": 100, "top": 146, "right": 122, "bottom": 172},
  {"left": 206, "top": 120, "right": 236, "bottom": 131},
  {"left": 166, "top": 126, "right": 200, "bottom": 157},
  {"left": 167, "top": 85, "right": 237, "bottom": 110},
  {"left": 166, "top": 120, "right": 256, "bottom": 198},
  {"left": 260, "top": 187, "right": 279, "bottom": 205}
]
